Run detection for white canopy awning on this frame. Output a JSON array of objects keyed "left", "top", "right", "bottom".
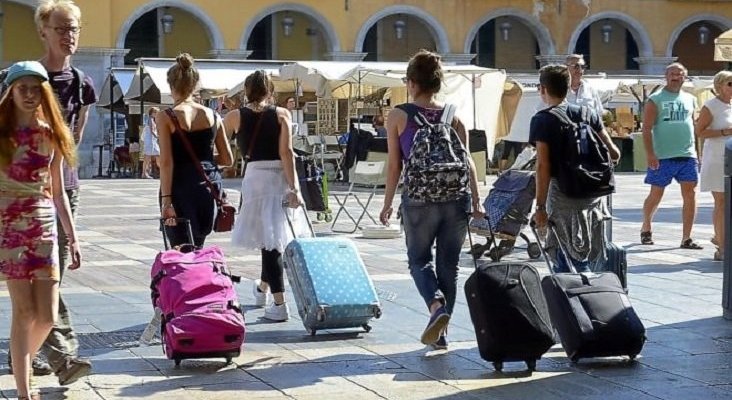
[
  {"left": 715, "top": 29, "right": 732, "bottom": 61},
  {"left": 125, "top": 58, "right": 285, "bottom": 105},
  {"left": 96, "top": 68, "right": 136, "bottom": 112}
]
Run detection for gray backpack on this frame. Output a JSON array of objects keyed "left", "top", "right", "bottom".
[{"left": 402, "top": 103, "right": 470, "bottom": 202}]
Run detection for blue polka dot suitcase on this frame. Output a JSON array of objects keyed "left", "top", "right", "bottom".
[{"left": 283, "top": 237, "right": 382, "bottom": 335}]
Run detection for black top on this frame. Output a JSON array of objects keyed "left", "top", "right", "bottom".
[
  {"left": 237, "top": 106, "right": 281, "bottom": 161},
  {"left": 170, "top": 123, "right": 216, "bottom": 180},
  {"left": 529, "top": 103, "right": 602, "bottom": 177}
]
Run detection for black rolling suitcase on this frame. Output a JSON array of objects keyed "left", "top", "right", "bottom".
[
  {"left": 464, "top": 234, "right": 555, "bottom": 372},
  {"left": 533, "top": 222, "right": 645, "bottom": 363}
]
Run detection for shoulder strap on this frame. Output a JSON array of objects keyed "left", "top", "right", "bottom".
[
  {"left": 440, "top": 104, "right": 456, "bottom": 125},
  {"left": 547, "top": 106, "right": 576, "bottom": 127},
  {"left": 164, "top": 108, "right": 223, "bottom": 205},
  {"left": 71, "top": 66, "right": 86, "bottom": 105}
]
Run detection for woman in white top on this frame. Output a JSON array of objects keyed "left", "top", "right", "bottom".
[
  {"left": 143, "top": 107, "right": 160, "bottom": 178},
  {"left": 694, "top": 70, "right": 732, "bottom": 261}
]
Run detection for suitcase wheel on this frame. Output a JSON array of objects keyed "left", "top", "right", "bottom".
[
  {"left": 527, "top": 242, "right": 541, "bottom": 259},
  {"left": 174, "top": 358, "right": 182, "bottom": 367},
  {"left": 225, "top": 356, "right": 233, "bottom": 364},
  {"left": 570, "top": 356, "right": 580, "bottom": 364},
  {"left": 492, "top": 361, "right": 503, "bottom": 372},
  {"left": 308, "top": 328, "right": 317, "bottom": 336},
  {"left": 362, "top": 324, "right": 372, "bottom": 333},
  {"left": 525, "top": 359, "right": 537, "bottom": 371},
  {"left": 487, "top": 247, "right": 503, "bottom": 262},
  {"left": 628, "top": 354, "right": 638, "bottom": 362}
]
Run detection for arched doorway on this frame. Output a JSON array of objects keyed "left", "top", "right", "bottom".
[
  {"left": 123, "top": 7, "right": 212, "bottom": 65},
  {"left": 246, "top": 10, "right": 333, "bottom": 60},
  {"left": 469, "top": 16, "right": 539, "bottom": 71},
  {"left": 672, "top": 21, "right": 727, "bottom": 75},
  {"left": 571, "top": 19, "right": 641, "bottom": 73},
  {"left": 361, "top": 14, "right": 437, "bottom": 62}
]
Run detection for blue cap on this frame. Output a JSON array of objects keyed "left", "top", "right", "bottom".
[{"left": 4, "top": 61, "right": 49, "bottom": 86}]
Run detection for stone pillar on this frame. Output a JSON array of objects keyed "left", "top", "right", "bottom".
[
  {"left": 535, "top": 54, "right": 571, "bottom": 66},
  {"left": 441, "top": 53, "right": 476, "bottom": 65},
  {"left": 209, "top": 49, "right": 253, "bottom": 60},
  {"left": 633, "top": 56, "right": 678, "bottom": 75},
  {"left": 327, "top": 51, "right": 367, "bottom": 62},
  {"left": 71, "top": 47, "right": 129, "bottom": 179}
]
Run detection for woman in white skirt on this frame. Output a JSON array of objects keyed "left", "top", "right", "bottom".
[
  {"left": 143, "top": 107, "right": 160, "bottom": 178},
  {"left": 695, "top": 70, "right": 732, "bottom": 261},
  {"left": 226, "top": 70, "right": 310, "bottom": 322}
]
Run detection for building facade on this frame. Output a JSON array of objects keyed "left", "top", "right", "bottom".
[{"left": 1, "top": 0, "right": 730, "bottom": 176}]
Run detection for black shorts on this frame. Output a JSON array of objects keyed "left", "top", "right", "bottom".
[{"left": 500, "top": 140, "right": 526, "bottom": 161}]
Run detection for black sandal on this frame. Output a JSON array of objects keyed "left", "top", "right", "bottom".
[
  {"left": 680, "top": 238, "right": 703, "bottom": 250},
  {"left": 640, "top": 231, "right": 654, "bottom": 245}
]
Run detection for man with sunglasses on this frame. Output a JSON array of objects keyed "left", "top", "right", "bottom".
[
  {"left": 565, "top": 54, "right": 604, "bottom": 118},
  {"left": 28, "top": 0, "right": 95, "bottom": 386}
]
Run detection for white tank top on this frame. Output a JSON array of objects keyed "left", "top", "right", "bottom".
[{"left": 702, "top": 97, "right": 732, "bottom": 158}]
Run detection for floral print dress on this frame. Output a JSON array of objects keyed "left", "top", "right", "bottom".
[{"left": 0, "top": 126, "right": 60, "bottom": 281}]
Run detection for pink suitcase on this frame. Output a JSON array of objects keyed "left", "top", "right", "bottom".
[{"left": 151, "top": 219, "right": 245, "bottom": 366}]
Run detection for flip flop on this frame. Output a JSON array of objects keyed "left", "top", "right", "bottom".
[
  {"left": 680, "top": 238, "right": 703, "bottom": 250},
  {"left": 640, "top": 231, "right": 654, "bottom": 245}
]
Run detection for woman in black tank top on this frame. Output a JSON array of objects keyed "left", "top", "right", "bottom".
[
  {"left": 225, "top": 70, "right": 309, "bottom": 322},
  {"left": 157, "top": 54, "right": 233, "bottom": 248}
]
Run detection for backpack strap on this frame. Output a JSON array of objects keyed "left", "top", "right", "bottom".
[
  {"left": 440, "top": 104, "right": 456, "bottom": 126},
  {"left": 71, "top": 66, "right": 87, "bottom": 106}
]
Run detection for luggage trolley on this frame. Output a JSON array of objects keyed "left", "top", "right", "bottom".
[{"left": 468, "top": 150, "right": 541, "bottom": 261}]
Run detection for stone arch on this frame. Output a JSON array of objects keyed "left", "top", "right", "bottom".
[
  {"left": 354, "top": 5, "right": 450, "bottom": 54},
  {"left": 239, "top": 3, "right": 340, "bottom": 54},
  {"left": 115, "top": 0, "right": 224, "bottom": 51},
  {"left": 463, "top": 8, "right": 555, "bottom": 55},
  {"left": 665, "top": 14, "right": 732, "bottom": 57},
  {"left": 567, "top": 11, "right": 652, "bottom": 58}
]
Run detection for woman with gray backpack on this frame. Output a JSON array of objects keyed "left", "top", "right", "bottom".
[{"left": 379, "top": 50, "right": 484, "bottom": 350}]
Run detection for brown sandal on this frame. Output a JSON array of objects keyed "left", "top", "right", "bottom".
[{"left": 680, "top": 238, "right": 703, "bottom": 250}]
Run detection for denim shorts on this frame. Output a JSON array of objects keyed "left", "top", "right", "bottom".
[{"left": 644, "top": 157, "right": 698, "bottom": 187}]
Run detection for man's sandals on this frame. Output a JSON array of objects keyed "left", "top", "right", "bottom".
[{"left": 641, "top": 232, "right": 704, "bottom": 250}]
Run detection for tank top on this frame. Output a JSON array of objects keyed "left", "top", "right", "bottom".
[
  {"left": 648, "top": 89, "right": 697, "bottom": 159},
  {"left": 0, "top": 126, "right": 54, "bottom": 198},
  {"left": 702, "top": 97, "right": 732, "bottom": 158},
  {"left": 237, "top": 106, "right": 281, "bottom": 161},
  {"left": 169, "top": 116, "right": 216, "bottom": 181}
]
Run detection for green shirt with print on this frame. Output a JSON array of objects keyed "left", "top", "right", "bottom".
[{"left": 648, "top": 88, "right": 697, "bottom": 159}]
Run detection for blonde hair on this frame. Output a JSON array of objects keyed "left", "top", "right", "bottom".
[
  {"left": 167, "top": 53, "right": 199, "bottom": 98},
  {"left": 0, "top": 80, "right": 76, "bottom": 167},
  {"left": 35, "top": 0, "right": 82, "bottom": 29},
  {"left": 713, "top": 70, "right": 732, "bottom": 94}
]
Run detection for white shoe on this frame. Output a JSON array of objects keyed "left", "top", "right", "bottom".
[
  {"left": 252, "top": 279, "right": 270, "bottom": 307},
  {"left": 263, "top": 302, "right": 290, "bottom": 322}
]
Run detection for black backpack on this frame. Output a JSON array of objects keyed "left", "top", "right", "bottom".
[{"left": 544, "top": 104, "right": 614, "bottom": 198}]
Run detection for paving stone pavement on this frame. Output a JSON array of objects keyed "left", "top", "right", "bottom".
[{"left": 1, "top": 173, "right": 731, "bottom": 399}]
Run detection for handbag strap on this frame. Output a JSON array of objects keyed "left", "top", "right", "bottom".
[{"left": 164, "top": 108, "right": 224, "bottom": 206}]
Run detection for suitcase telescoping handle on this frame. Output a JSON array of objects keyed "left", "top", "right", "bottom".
[
  {"left": 160, "top": 218, "right": 196, "bottom": 251},
  {"left": 465, "top": 215, "right": 481, "bottom": 270},
  {"left": 529, "top": 220, "right": 579, "bottom": 274},
  {"left": 282, "top": 201, "right": 316, "bottom": 239}
]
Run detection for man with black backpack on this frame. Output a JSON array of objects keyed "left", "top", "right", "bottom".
[
  {"left": 3, "top": 0, "right": 96, "bottom": 387},
  {"left": 530, "top": 64, "right": 620, "bottom": 271}
]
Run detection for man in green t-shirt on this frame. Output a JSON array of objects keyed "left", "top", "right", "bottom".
[{"left": 640, "top": 63, "right": 702, "bottom": 249}]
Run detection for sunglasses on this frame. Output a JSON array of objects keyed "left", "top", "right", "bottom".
[
  {"left": 47, "top": 25, "right": 81, "bottom": 35},
  {"left": 569, "top": 64, "right": 585, "bottom": 71}
]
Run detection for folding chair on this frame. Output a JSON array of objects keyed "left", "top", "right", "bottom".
[
  {"left": 330, "top": 160, "right": 385, "bottom": 234},
  {"left": 307, "top": 135, "right": 344, "bottom": 181}
]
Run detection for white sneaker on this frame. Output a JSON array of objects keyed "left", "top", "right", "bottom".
[
  {"left": 263, "top": 302, "right": 290, "bottom": 322},
  {"left": 252, "top": 279, "right": 270, "bottom": 307}
]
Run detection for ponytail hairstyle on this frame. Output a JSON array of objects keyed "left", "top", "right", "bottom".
[
  {"left": 167, "top": 53, "right": 199, "bottom": 98},
  {"left": 244, "top": 70, "right": 273, "bottom": 104},
  {"left": 0, "top": 80, "right": 76, "bottom": 167},
  {"left": 405, "top": 49, "right": 443, "bottom": 96}
]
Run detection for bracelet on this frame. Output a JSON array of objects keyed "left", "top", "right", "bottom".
[
  {"left": 724, "top": 129, "right": 729, "bottom": 137},
  {"left": 287, "top": 187, "right": 299, "bottom": 194},
  {"left": 162, "top": 204, "right": 174, "bottom": 209},
  {"left": 536, "top": 204, "right": 546, "bottom": 211},
  {"left": 160, "top": 194, "right": 172, "bottom": 198}
]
